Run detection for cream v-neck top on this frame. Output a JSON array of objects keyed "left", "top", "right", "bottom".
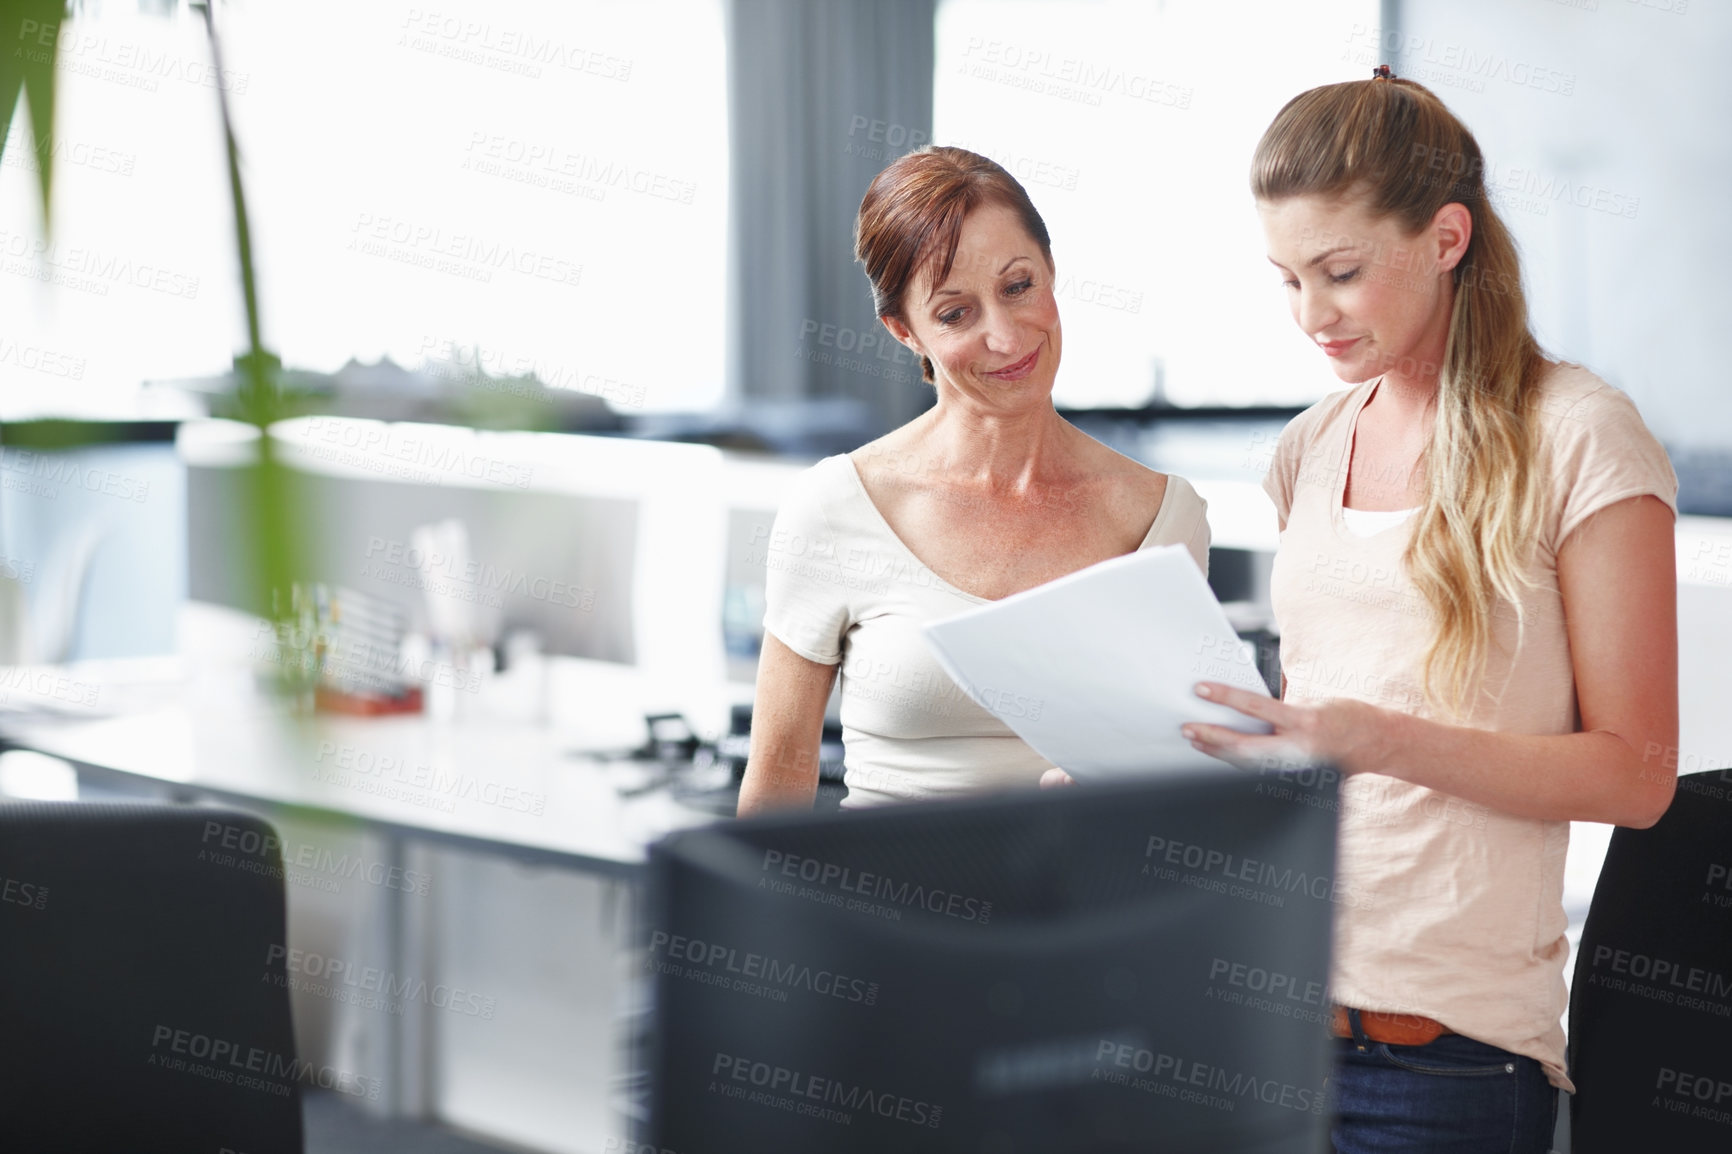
[
  {"left": 761, "top": 453, "right": 1210, "bottom": 808},
  {"left": 1262, "top": 363, "right": 1678, "bottom": 1090}
]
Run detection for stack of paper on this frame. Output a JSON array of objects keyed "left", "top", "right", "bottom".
[{"left": 923, "top": 546, "right": 1274, "bottom": 778}]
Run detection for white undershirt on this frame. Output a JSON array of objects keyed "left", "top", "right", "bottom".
[{"left": 1341, "top": 505, "right": 1418, "bottom": 538}]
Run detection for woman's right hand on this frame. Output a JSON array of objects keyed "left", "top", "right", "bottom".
[{"left": 1040, "top": 768, "right": 1076, "bottom": 789}]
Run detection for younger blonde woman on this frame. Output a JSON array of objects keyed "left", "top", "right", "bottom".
[{"left": 1184, "top": 71, "right": 1679, "bottom": 1151}]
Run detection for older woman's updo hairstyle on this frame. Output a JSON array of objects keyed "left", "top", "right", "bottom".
[{"left": 854, "top": 146, "right": 1052, "bottom": 384}]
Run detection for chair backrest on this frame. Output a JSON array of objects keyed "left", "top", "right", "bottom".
[
  {"left": 0, "top": 801, "right": 305, "bottom": 1154},
  {"left": 1568, "top": 769, "right": 1732, "bottom": 1150}
]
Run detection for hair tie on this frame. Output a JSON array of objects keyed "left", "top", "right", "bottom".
[{"left": 1372, "top": 64, "right": 1394, "bottom": 80}]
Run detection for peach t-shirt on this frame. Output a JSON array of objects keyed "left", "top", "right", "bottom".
[{"left": 1262, "top": 364, "right": 1678, "bottom": 1091}]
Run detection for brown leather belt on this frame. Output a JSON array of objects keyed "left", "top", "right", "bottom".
[{"left": 1330, "top": 1006, "right": 1453, "bottom": 1047}]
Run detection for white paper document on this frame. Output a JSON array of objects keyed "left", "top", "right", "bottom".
[{"left": 922, "top": 545, "right": 1274, "bottom": 778}]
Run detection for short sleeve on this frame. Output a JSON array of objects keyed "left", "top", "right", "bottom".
[
  {"left": 1260, "top": 413, "right": 1310, "bottom": 527},
  {"left": 1144, "top": 474, "right": 1211, "bottom": 578},
  {"left": 1188, "top": 509, "right": 1212, "bottom": 579},
  {"left": 760, "top": 462, "right": 853, "bottom": 665},
  {"left": 1545, "top": 383, "right": 1679, "bottom": 551},
  {"left": 1178, "top": 483, "right": 1211, "bottom": 578}
]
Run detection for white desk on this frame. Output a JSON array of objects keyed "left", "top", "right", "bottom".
[
  {"left": 0, "top": 605, "right": 727, "bottom": 874},
  {"left": 0, "top": 602, "right": 730, "bottom": 1131}
]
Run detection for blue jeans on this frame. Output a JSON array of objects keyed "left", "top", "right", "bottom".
[{"left": 1329, "top": 1025, "right": 1558, "bottom": 1153}]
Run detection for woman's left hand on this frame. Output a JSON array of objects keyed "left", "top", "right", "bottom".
[{"left": 1181, "top": 682, "right": 1396, "bottom": 774}]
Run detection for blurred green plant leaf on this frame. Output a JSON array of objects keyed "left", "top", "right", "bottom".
[
  {"left": 0, "top": 0, "right": 308, "bottom": 636},
  {"left": 0, "top": 0, "right": 67, "bottom": 225}
]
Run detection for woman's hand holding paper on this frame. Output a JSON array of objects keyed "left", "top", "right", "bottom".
[{"left": 1181, "top": 682, "right": 1396, "bottom": 775}]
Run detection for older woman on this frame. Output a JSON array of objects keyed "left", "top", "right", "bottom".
[{"left": 738, "top": 146, "right": 1210, "bottom": 814}]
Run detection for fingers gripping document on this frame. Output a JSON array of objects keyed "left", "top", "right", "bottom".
[{"left": 922, "top": 546, "right": 1273, "bottom": 778}]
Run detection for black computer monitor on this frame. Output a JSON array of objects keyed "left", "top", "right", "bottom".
[{"left": 644, "top": 764, "right": 1341, "bottom": 1153}]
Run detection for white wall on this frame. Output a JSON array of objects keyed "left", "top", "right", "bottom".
[{"left": 1395, "top": 0, "right": 1730, "bottom": 450}]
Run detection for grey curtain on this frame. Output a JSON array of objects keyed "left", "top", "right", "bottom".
[{"left": 725, "top": 0, "right": 938, "bottom": 437}]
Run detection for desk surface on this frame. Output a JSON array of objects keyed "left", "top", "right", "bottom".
[{"left": 0, "top": 603, "right": 728, "bottom": 876}]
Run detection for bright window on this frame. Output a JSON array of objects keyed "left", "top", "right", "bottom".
[
  {"left": 934, "top": 0, "right": 1379, "bottom": 408},
  {"left": 0, "top": 0, "right": 728, "bottom": 416}
]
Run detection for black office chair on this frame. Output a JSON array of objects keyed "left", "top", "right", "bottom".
[
  {"left": 0, "top": 801, "right": 304, "bottom": 1154},
  {"left": 1568, "top": 769, "right": 1732, "bottom": 1152}
]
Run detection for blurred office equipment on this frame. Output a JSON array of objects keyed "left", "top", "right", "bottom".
[
  {"left": 0, "top": 424, "right": 186, "bottom": 663},
  {"left": 268, "top": 582, "right": 423, "bottom": 716},
  {"left": 0, "top": 802, "right": 304, "bottom": 1154},
  {"left": 179, "top": 418, "right": 729, "bottom": 714},
  {"left": 1566, "top": 769, "right": 1732, "bottom": 1152},
  {"left": 645, "top": 766, "right": 1339, "bottom": 1153}
]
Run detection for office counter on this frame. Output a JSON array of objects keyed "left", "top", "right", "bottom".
[
  {"left": 0, "top": 601, "right": 733, "bottom": 1148},
  {"left": 0, "top": 602, "right": 727, "bottom": 874}
]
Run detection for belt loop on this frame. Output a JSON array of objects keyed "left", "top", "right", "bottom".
[{"left": 1347, "top": 1007, "right": 1371, "bottom": 1051}]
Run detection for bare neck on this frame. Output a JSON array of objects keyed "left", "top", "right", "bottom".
[
  {"left": 908, "top": 396, "right": 1078, "bottom": 489},
  {"left": 1366, "top": 371, "right": 1438, "bottom": 427}
]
